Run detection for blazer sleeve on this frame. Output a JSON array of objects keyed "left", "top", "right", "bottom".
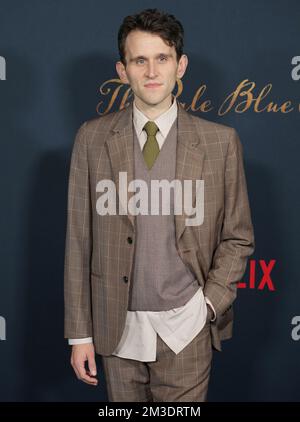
[
  {"left": 203, "top": 128, "right": 255, "bottom": 318},
  {"left": 64, "top": 122, "right": 93, "bottom": 339}
]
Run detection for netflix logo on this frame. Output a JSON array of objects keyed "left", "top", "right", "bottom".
[{"left": 237, "top": 259, "right": 276, "bottom": 291}]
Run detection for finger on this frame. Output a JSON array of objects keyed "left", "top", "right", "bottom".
[
  {"left": 86, "top": 369, "right": 99, "bottom": 384},
  {"left": 81, "top": 375, "right": 98, "bottom": 385},
  {"left": 82, "top": 381, "right": 98, "bottom": 386},
  {"left": 87, "top": 354, "right": 97, "bottom": 377},
  {"left": 77, "top": 363, "right": 98, "bottom": 384}
]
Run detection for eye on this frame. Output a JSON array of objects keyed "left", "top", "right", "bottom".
[
  {"left": 159, "top": 56, "right": 167, "bottom": 62},
  {"left": 136, "top": 59, "right": 145, "bottom": 64}
]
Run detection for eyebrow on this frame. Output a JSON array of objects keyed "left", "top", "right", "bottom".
[{"left": 129, "top": 53, "right": 173, "bottom": 63}]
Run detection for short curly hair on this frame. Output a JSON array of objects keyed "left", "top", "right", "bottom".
[{"left": 118, "top": 8, "right": 184, "bottom": 66}]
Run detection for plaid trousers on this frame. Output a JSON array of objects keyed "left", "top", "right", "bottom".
[{"left": 101, "top": 321, "right": 213, "bottom": 402}]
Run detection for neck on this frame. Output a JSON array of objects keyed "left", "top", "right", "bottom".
[{"left": 134, "top": 94, "right": 173, "bottom": 120}]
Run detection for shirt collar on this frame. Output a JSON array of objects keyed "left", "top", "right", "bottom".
[{"left": 133, "top": 95, "right": 178, "bottom": 139}]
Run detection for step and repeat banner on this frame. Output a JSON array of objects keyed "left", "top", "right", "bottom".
[{"left": 0, "top": 0, "right": 299, "bottom": 402}]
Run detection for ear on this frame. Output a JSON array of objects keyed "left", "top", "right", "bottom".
[
  {"left": 177, "top": 54, "right": 188, "bottom": 79},
  {"left": 116, "top": 61, "right": 130, "bottom": 84}
]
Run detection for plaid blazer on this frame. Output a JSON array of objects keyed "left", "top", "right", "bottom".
[{"left": 64, "top": 99, "right": 255, "bottom": 354}]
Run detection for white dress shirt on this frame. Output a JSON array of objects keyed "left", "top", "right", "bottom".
[{"left": 68, "top": 96, "right": 216, "bottom": 361}]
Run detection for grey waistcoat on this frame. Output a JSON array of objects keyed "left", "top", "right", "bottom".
[{"left": 128, "top": 118, "right": 199, "bottom": 311}]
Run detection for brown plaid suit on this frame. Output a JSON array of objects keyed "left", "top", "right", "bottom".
[{"left": 64, "top": 99, "right": 255, "bottom": 358}]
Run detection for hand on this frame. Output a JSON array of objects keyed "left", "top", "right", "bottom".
[
  {"left": 206, "top": 304, "right": 214, "bottom": 324},
  {"left": 71, "top": 343, "right": 98, "bottom": 386}
]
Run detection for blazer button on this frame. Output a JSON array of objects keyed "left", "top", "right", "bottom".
[
  {"left": 123, "top": 276, "right": 128, "bottom": 283},
  {"left": 127, "top": 236, "right": 133, "bottom": 244}
]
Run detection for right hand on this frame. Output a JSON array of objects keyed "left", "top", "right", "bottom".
[{"left": 71, "top": 343, "right": 98, "bottom": 386}]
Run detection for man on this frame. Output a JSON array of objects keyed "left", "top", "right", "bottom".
[{"left": 64, "top": 8, "right": 255, "bottom": 402}]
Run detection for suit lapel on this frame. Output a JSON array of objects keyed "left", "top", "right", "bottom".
[
  {"left": 105, "top": 102, "right": 135, "bottom": 229},
  {"left": 105, "top": 99, "right": 206, "bottom": 238},
  {"left": 175, "top": 101, "right": 205, "bottom": 242}
]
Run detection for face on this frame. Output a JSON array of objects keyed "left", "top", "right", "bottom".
[{"left": 116, "top": 30, "right": 188, "bottom": 110}]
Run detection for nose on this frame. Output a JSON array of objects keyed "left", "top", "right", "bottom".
[{"left": 145, "top": 60, "right": 158, "bottom": 79}]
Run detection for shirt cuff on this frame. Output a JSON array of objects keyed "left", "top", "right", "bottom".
[
  {"left": 204, "top": 296, "right": 217, "bottom": 322},
  {"left": 68, "top": 337, "right": 93, "bottom": 345}
]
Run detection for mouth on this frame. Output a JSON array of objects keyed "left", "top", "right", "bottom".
[{"left": 144, "top": 83, "right": 162, "bottom": 88}]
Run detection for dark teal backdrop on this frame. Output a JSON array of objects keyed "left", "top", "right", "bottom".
[{"left": 0, "top": 0, "right": 299, "bottom": 401}]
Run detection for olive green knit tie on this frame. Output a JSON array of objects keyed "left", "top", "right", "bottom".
[{"left": 142, "top": 121, "right": 160, "bottom": 170}]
